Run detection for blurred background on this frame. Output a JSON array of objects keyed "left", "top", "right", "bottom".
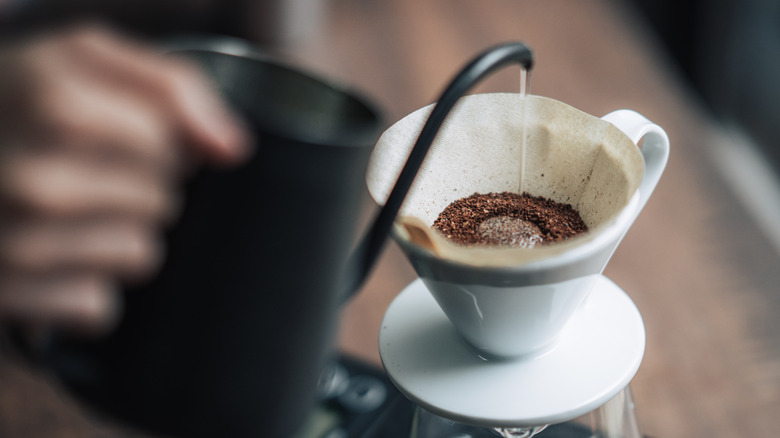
[
  {"left": 632, "top": 0, "right": 780, "bottom": 168},
  {"left": 0, "top": 1, "right": 778, "bottom": 437},
  {"left": 4, "top": 0, "right": 779, "bottom": 170}
]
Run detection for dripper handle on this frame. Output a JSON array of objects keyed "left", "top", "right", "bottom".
[
  {"left": 346, "top": 42, "right": 534, "bottom": 299},
  {"left": 602, "top": 110, "right": 670, "bottom": 218}
]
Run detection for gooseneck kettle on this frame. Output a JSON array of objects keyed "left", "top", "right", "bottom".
[{"left": 33, "top": 39, "right": 534, "bottom": 438}]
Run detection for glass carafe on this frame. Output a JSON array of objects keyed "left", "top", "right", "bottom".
[{"left": 411, "top": 387, "right": 641, "bottom": 438}]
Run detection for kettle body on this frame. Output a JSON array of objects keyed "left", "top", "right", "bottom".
[
  {"left": 42, "top": 40, "right": 536, "bottom": 438},
  {"left": 45, "top": 39, "right": 383, "bottom": 438}
]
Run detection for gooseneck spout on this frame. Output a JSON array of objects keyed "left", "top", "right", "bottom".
[{"left": 345, "top": 41, "right": 535, "bottom": 299}]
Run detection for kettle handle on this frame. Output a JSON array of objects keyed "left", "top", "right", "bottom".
[{"left": 346, "top": 42, "right": 535, "bottom": 299}]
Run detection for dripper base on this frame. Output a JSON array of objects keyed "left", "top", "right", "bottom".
[{"left": 379, "top": 276, "right": 645, "bottom": 428}]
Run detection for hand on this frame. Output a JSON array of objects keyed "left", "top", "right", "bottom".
[{"left": 0, "top": 24, "right": 250, "bottom": 335}]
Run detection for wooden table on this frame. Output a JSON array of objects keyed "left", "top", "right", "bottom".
[{"left": 1, "top": 1, "right": 778, "bottom": 437}]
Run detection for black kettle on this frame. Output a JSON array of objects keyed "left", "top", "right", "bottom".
[{"left": 40, "top": 39, "right": 534, "bottom": 438}]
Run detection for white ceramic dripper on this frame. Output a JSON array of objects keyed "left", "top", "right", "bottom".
[
  {"left": 370, "top": 42, "right": 669, "bottom": 435},
  {"left": 367, "top": 43, "right": 671, "bottom": 437},
  {"left": 368, "top": 93, "right": 669, "bottom": 358}
]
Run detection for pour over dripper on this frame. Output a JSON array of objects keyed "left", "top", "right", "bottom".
[
  {"left": 370, "top": 41, "right": 669, "bottom": 437},
  {"left": 369, "top": 94, "right": 668, "bottom": 358}
]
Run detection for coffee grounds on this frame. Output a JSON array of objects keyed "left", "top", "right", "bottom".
[
  {"left": 433, "top": 192, "right": 588, "bottom": 247},
  {"left": 478, "top": 216, "right": 544, "bottom": 248}
]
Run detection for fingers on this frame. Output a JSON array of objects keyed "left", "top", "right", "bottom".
[
  {"left": 27, "top": 71, "right": 182, "bottom": 172},
  {"left": 0, "top": 148, "right": 166, "bottom": 334},
  {"left": 78, "top": 34, "right": 250, "bottom": 164},
  {"left": 0, "top": 273, "right": 121, "bottom": 334},
  {"left": 0, "top": 148, "right": 178, "bottom": 221},
  {"left": 0, "top": 218, "right": 163, "bottom": 280},
  {"left": 0, "top": 24, "right": 251, "bottom": 334},
  {"left": 0, "top": 142, "right": 173, "bottom": 334},
  {"left": 21, "top": 24, "right": 250, "bottom": 167}
]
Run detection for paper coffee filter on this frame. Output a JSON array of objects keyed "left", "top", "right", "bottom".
[{"left": 367, "top": 93, "right": 644, "bottom": 265}]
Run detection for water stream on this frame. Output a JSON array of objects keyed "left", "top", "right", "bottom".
[{"left": 519, "top": 67, "right": 529, "bottom": 198}]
